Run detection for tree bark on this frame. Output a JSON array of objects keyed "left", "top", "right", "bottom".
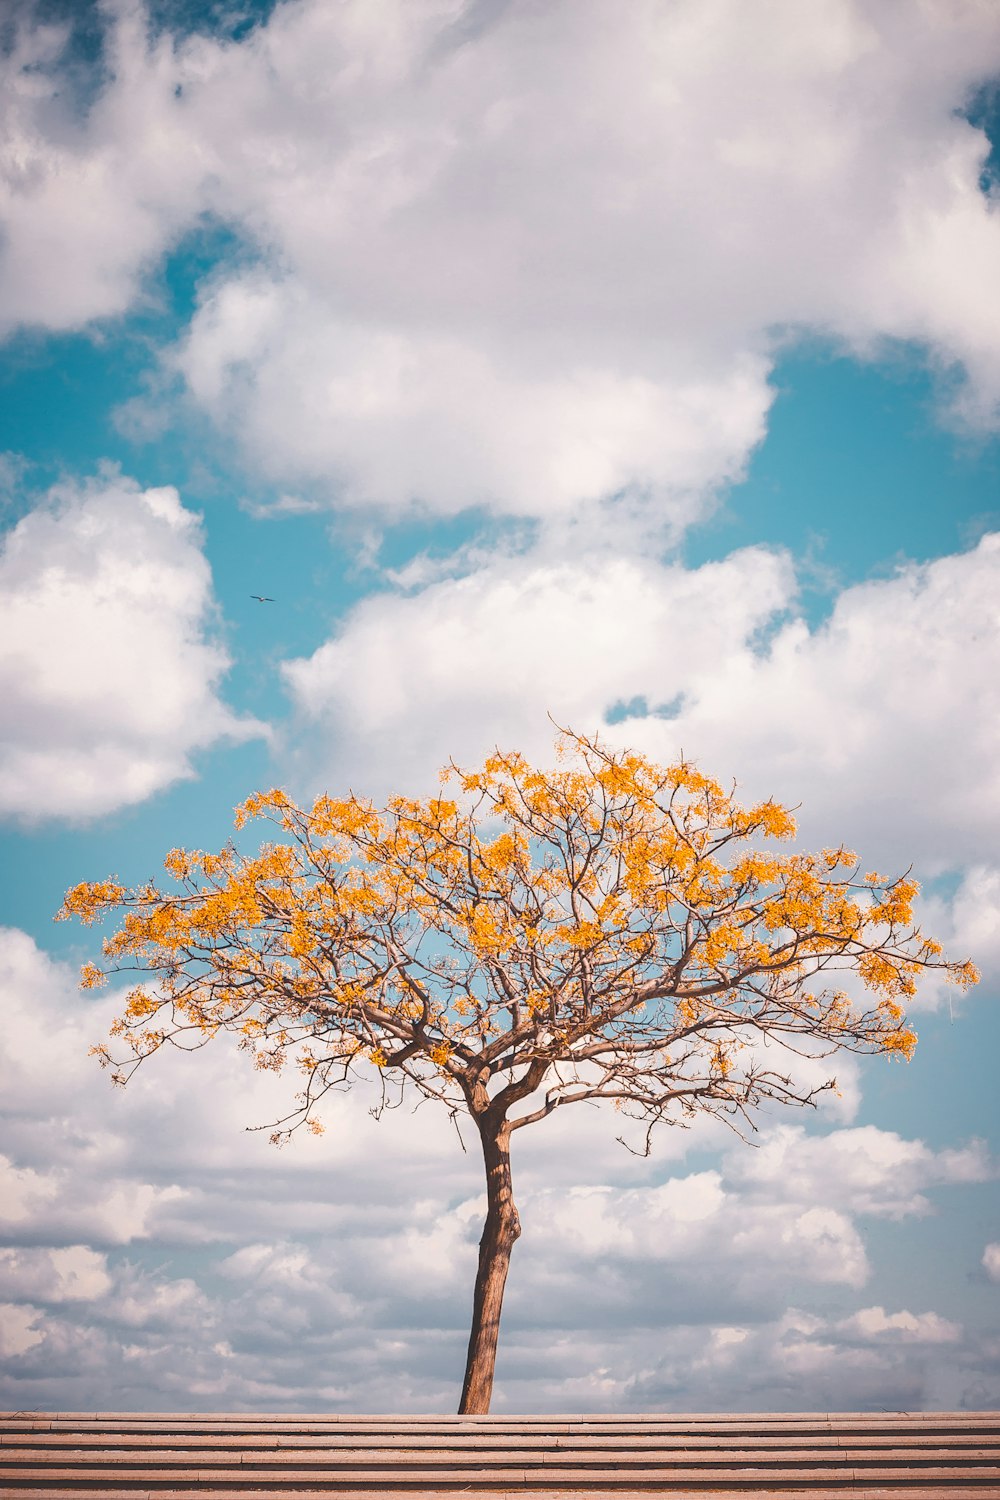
[{"left": 458, "top": 1117, "right": 520, "bottom": 1414}]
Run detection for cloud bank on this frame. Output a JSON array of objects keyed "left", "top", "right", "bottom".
[{"left": 0, "top": 925, "right": 994, "bottom": 1412}]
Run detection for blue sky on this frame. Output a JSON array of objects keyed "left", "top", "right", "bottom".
[{"left": 1, "top": 0, "right": 1000, "bottom": 1414}]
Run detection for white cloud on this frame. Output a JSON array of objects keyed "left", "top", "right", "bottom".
[
  {"left": 0, "top": 922, "right": 995, "bottom": 1412},
  {"left": 837, "top": 1305, "right": 962, "bottom": 1343},
  {"left": 281, "top": 544, "right": 795, "bottom": 794},
  {"left": 634, "top": 532, "right": 1000, "bottom": 870},
  {"left": 0, "top": 1246, "right": 112, "bottom": 1304},
  {"left": 984, "top": 1242, "right": 1000, "bottom": 1281},
  {"left": 623, "top": 1304, "right": 970, "bottom": 1413},
  {"left": 0, "top": 8, "right": 204, "bottom": 332},
  {"left": 0, "top": 1151, "right": 187, "bottom": 1247},
  {"left": 521, "top": 1172, "right": 869, "bottom": 1289},
  {"left": 0, "top": 469, "right": 264, "bottom": 820},
  {"left": 0, "top": 1303, "right": 44, "bottom": 1359},
  {"left": 109, "top": 1265, "right": 214, "bottom": 1332},
  {"left": 526, "top": 1172, "right": 726, "bottom": 1260},
  {"left": 0, "top": 1154, "right": 58, "bottom": 1226},
  {"left": 0, "top": 924, "right": 480, "bottom": 1244},
  {"left": 168, "top": 0, "right": 1000, "bottom": 516},
  {"left": 218, "top": 1241, "right": 360, "bottom": 1322},
  {"left": 4, "top": 1, "right": 1000, "bottom": 521},
  {"left": 174, "top": 272, "right": 773, "bottom": 524},
  {"left": 916, "top": 865, "right": 1000, "bottom": 1011},
  {"left": 282, "top": 531, "right": 1000, "bottom": 886},
  {"left": 728, "top": 1123, "right": 992, "bottom": 1219}
]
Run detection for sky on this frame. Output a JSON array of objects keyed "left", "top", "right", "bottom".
[{"left": 1, "top": 0, "right": 1000, "bottom": 1416}]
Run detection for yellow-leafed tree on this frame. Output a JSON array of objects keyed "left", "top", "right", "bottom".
[{"left": 59, "top": 730, "right": 977, "bottom": 1413}]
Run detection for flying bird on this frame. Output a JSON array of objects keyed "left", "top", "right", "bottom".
[{"left": 250, "top": 594, "right": 275, "bottom": 602}]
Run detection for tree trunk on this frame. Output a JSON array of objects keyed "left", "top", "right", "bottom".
[{"left": 458, "top": 1118, "right": 520, "bottom": 1414}]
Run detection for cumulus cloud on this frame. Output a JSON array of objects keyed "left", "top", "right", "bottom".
[
  {"left": 916, "top": 864, "right": 1000, "bottom": 1011},
  {"left": 3, "top": 1, "right": 1000, "bottom": 522},
  {"left": 0, "top": 923, "right": 481, "bottom": 1245},
  {"left": 622, "top": 1305, "right": 970, "bottom": 1413},
  {"left": 281, "top": 544, "right": 795, "bottom": 794},
  {"left": 0, "top": 1246, "right": 112, "bottom": 1304},
  {"left": 0, "top": 469, "right": 264, "bottom": 820},
  {"left": 836, "top": 1304, "right": 962, "bottom": 1343},
  {"left": 108, "top": 1264, "right": 215, "bottom": 1334},
  {"left": 984, "top": 1242, "right": 1000, "bottom": 1281},
  {"left": 0, "top": 1303, "right": 44, "bottom": 1360},
  {"left": 0, "top": 6, "right": 204, "bottom": 332},
  {"left": 727, "top": 1123, "right": 992, "bottom": 1220},
  {"left": 0, "top": 1155, "right": 59, "bottom": 1227},
  {"left": 168, "top": 0, "right": 1000, "bottom": 517},
  {"left": 174, "top": 272, "right": 773, "bottom": 525},
  {"left": 517, "top": 1173, "right": 871, "bottom": 1303},
  {"left": 280, "top": 530, "right": 1000, "bottom": 883},
  {"left": 626, "top": 532, "right": 1000, "bottom": 870},
  {"left": 0, "top": 1151, "right": 188, "bottom": 1249},
  {"left": 218, "top": 1241, "right": 360, "bottom": 1325}
]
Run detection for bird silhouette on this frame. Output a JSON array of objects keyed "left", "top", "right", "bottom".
[{"left": 250, "top": 595, "right": 276, "bottom": 602}]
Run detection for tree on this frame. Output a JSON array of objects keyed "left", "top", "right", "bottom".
[{"left": 59, "top": 730, "right": 977, "bottom": 1414}]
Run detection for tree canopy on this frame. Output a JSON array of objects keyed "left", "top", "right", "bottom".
[{"left": 60, "top": 729, "right": 977, "bottom": 1411}]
